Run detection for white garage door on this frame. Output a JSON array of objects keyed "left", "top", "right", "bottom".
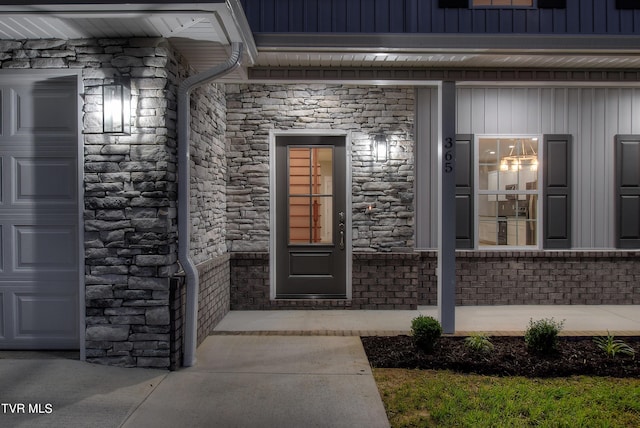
[{"left": 0, "top": 73, "right": 79, "bottom": 349}]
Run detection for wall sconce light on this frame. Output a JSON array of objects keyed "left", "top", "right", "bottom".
[
  {"left": 102, "top": 79, "right": 131, "bottom": 135},
  {"left": 374, "top": 134, "right": 388, "bottom": 162}
]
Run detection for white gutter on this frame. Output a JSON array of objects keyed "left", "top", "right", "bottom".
[{"left": 178, "top": 41, "right": 243, "bottom": 367}]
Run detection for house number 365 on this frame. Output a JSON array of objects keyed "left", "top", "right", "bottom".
[{"left": 444, "top": 137, "right": 454, "bottom": 174}]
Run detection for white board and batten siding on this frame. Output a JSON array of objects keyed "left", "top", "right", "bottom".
[
  {"left": 416, "top": 86, "right": 640, "bottom": 249},
  {"left": 0, "top": 72, "right": 81, "bottom": 349}
]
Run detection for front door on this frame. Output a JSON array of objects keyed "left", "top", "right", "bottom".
[{"left": 275, "top": 135, "right": 347, "bottom": 298}]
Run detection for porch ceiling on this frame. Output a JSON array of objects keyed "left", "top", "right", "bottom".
[{"left": 0, "top": 1, "right": 257, "bottom": 79}]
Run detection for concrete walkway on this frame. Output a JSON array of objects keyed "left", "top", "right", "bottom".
[
  {"left": 2, "top": 305, "right": 639, "bottom": 428},
  {"left": 214, "top": 305, "right": 640, "bottom": 336}
]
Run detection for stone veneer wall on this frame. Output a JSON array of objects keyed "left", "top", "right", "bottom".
[
  {"left": 225, "top": 84, "right": 415, "bottom": 253},
  {"left": 0, "top": 38, "right": 230, "bottom": 369}
]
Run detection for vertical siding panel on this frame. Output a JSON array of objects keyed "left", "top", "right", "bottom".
[
  {"left": 566, "top": 0, "right": 580, "bottom": 33},
  {"left": 633, "top": 90, "right": 640, "bottom": 134},
  {"left": 361, "top": 0, "right": 376, "bottom": 32},
  {"left": 261, "top": 0, "right": 276, "bottom": 32},
  {"left": 346, "top": 0, "right": 361, "bottom": 31},
  {"left": 303, "top": 0, "right": 317, "bottom": 31},
  {"left": 445, "top": 8, "right": 459, "bottom": 33},
  {"left": 500, "top": 9, "right": 513, "bottom": 33},
  {"left": 316, "top": 0, "right": 332, "bottom": 31},
  {"left": 539, "top": 8, "right": 553, "bottom": 33},
  {"left": 511, "top": 88, "right": 528, "bottom": 132},
  {"left": 607, "top": 1, "right": 621, "bottom": 33},
  {"left": 540, "top": 88, "right": 554, "bottom": 133},
  {"left": 459, "top": 7, "right": 472, "bottom": 33},
  {"left": 431, "top": 2, "right": 445, "bottom": 33},
  {"left": 567, "top": 88, "right": 582, "bottom": 246},
  {"left": 417, "top": 0, "right": 431, "bottom": 32},
  {"left": 456, "top": 88, "right": 473, "bottom": 134},
  {"left": 374, "top": 0, "right": 390, "bottom": 32},
  {"left": 389, "top": 0, "right": 405, "bottom": 32},
  {"left": 579, "top": 89, "right": 594, "bottom": 246},
  {"left": 580, "top": 0, "right": 594, "bottom": 33},
  {"left": 513, "top": 9, "right": 527, "bottom": 32},
  {"left": 484, "top": 89, "right": 499, "bottom": 134},
  {"left": 486, "top": 9, "right": 500, "bottom": 32},
  {"left": 471, "top": 89, "right": 486, "bottom": 134},
  {"left": 526, "top": 8, "right": 539, "bottom": 32},
  {"left": 618, "top": 89, "right": 633, "bottom": 135},
  {"left": 554, "top": 8, "right": 568, "bottom": 33},
  {"left": 604, "top": 89, "right": 620, "bottom": 246},
  {"left": 526, "top": 88, "right": 541, "bottom": 134},
  {"left": 593, "top": 0, "right": 607, "bottom": 33},
  {"left": 592, "top": 89, "right": 607, "bottom": 246},
  {"left": 620, "top": 7, "right": 634, "bottom": 34},
  {"left": 289, "top": 0, "right": 304, "bottom": 32},
  {"left": 497, "top": 88, "right": 513, "bottom": 134},
  {"left": 405, "top": 0, "right": 418, "bottom": 32},
  {"left": 473, "top": 9, "right": 487, "bottom": 32},
  {"left": 553, "top": 88, "right": 568, "bottom": 133},
  {"left": 332, "top": 0, "right": 347, "bottom": 32}
]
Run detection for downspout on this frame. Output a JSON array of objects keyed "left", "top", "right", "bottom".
[{"left": 178, "top": 42, "right": 243, "bottom": 367}]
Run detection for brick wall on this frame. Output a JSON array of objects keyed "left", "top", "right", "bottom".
[
  {"left": 418, "top": 251, "right": 640, "bottom": 305},
  {"left": 230, "top": 251, "right": 640, "bottom": 309},
  {"left": 170, "top": 254, "right": 230, "bottom": 369},
  {"left": 230, "top": 252, "right": 417, "bottom": 309}
]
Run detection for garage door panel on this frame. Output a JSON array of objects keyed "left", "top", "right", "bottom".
[
  {"left": 14, "top": 157, "right": 76, "bottom": 204},
  {"left": 10, "top": 86, "right": 76, "bottom": 137},
  {"left": 15, "top": 292, "right": 78, "bottom": 338},
  {"left": 15, "top": 225, "right": 77, "bottom": 271},
  {"left": 0, "top": 73, "right": 78, "bottom": 350}
]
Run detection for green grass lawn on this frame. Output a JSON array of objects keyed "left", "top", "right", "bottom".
[{"left": 374, "top": 369, "right": 640, "bottom": 427}]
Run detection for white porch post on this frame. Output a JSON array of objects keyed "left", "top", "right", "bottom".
[{"left": 437, "top": 81, "right": 456, "bottom": 334}]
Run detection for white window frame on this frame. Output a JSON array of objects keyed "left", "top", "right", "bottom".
[{"left": 475, "top": 134, "right": 543, "bottom": 249}]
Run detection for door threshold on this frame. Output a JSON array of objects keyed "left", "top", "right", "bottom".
[{"left": 275, "top": 295, "right": 348, "bottom": 300}]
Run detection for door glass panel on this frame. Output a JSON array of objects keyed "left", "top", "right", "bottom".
[{"left": 288, "top": 147, "right": 334, "bottom": 245}]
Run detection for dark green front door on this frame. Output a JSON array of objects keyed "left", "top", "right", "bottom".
[{"left": 275, "top": 135, "right": 347, "bottom": 298}]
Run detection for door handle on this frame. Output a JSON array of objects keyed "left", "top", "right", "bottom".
[{"left": 338, "top": 211, "right": 345, "bottom": 250}]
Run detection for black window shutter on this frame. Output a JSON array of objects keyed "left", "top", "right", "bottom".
[
  {"left": 543, "top": 134, "right": 572, "bottom": 249},
  {"left": 615, "top": 135, "right": 640, "bottom": 248},
  {"left": 538, "top": 0, "right": 566, "bottom": 8},
  {"left": 439, "top": 0, "right": 468, "bottom": 8},
  {"left": 456, "top": 134, "right": 474, "bottom": 249},
  {"left": 616, "top": 0, "right": 640, "bottom": 9}
]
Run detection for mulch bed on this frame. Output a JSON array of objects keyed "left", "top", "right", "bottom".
[{"left": 361, "top": 335, "right": 640, "bottom": 378}]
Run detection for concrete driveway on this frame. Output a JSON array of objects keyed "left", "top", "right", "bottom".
[{"left": 0, "top": 336, "right": 389, "bottom": 428}]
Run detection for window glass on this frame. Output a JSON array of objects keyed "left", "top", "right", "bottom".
[
  {"left": 478, "top": 137, "right": 539, "bottom": 247},
  {"left": 288, "top": 147, "right": 334, "bottom": 244}
]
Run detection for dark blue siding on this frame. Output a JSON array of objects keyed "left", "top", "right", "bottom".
[{"left": 239, "top": 0, "right": 640, "bottom": 34}]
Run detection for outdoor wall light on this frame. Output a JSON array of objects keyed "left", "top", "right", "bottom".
[
  {"left": 102, "top": 79, "right": 131, "bottom": 135},
  {"left": 374, "top": 134, "right": 388, "bottom": 162}
]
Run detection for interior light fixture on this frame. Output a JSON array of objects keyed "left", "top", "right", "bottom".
[
  {"left": 102, "top": 78, "right": 131, "bottom": 135},
  {"left": 499, "top": 139, "right": 538, "bottom": 172},
  {"left": 374, "top": 134, "right": 388, "bottom": 162}
]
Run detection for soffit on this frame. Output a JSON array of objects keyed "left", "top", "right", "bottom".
[
  {"left": 251, "top": 33, "right": 640, "bottom": 72},
  {"left": 0, "top": 2, "right": 257, "bottom": 78}
]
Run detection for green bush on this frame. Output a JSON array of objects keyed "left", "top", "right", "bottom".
[
  {"left": 411, "top": 315, "right": 442, "bottom": 352},
  {"left": 464, "top": 333, "right": 494, "bottom": 354},
  {"left": 593, "top": 332, "right": 636, "bottom": 358},
  {"left": 524, "top": 318, "right": 564, "bottom": 355}
]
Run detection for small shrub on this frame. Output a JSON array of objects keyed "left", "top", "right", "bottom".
[
  {"left": 411, "top": 315, "right": 442, "bottom": 352},
  {"left": 593, "top": 332, "right": 636, "bottom": 358},
  {"left": 464, "top": 333, "right": 494, "bottom": 354},
  {"left": 524, "top": 318, "right": 564, "bottom": 355}
]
